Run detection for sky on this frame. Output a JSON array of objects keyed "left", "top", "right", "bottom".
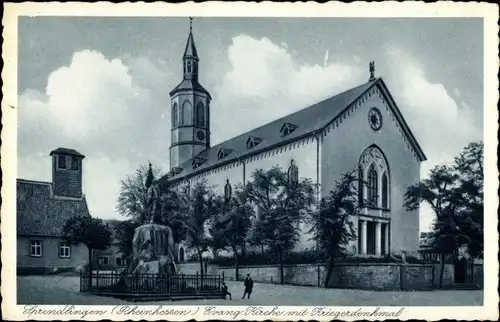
[{"left": 17, "top": 17, "right": 484, "bottom": 232}]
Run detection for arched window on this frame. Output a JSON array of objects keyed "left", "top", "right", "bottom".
[
  {"left": 359, "top": 145, "right": 390, "bottom": 210},
  {"left": 172, "top": 103, "right": 178, "bottom": 127},
  {"left": 196, "top": 103, "right": 205, "bottom": 127},
  {"left": 187, "top": 60, "right": 192, "bottom": 73},
  {"left": 181, "top": 101, "right": 191, "bottom": 125},
  {"left": 358, "top": 167, "right": 364, "bottom": 204},
  {"left": 367, "top": 164, "right": 378, "bottom": 207},
  {"left": 382, "top": 172, "right": 389, "bottom": 209}
]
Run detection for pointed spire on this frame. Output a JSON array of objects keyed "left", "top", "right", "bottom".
[{"left": 184, "top": 17, "right": 198, "bottom": 59}]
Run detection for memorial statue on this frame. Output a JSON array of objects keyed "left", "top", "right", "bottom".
[
  {"left": 145, "top": 162, "right": 161, "bottom": 224},
  {"left": 124, "top": 162, "right": 177, "bottom": 279}
]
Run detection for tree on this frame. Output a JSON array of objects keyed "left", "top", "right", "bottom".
[
  {"left": 210, "top": 185, "right": 253, "bottom": 280},
  {"left": 403, "top": 165, "right": 462, "bottom": 288},
  {"left": 116, "top": 163, "right": 187, "bottom": 252},
  {"left": 246, "top": 166, "right": 316, "bottom": 284},
  {"left": 116, "top": 164, "right": 162, "bottom": 223},
  {"left": 179, "top": 180, "right": 221, "bottom": 283},
  {"left": 454, "top": 141, "right": 484, "bottom": 262},
  {"left": 308, "top": 170, "right": 359, "bottom": 288},
  {"left": 62, "top": 215, "right": 112, "bottom": 289}
]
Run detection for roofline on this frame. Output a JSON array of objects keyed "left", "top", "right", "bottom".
[
  {"left": 169, "top": 84, "right": 212, "bottom": 100},
  {"left": 164, "top": 130, "right": 318, "bottom": 184},
  {"left": 164, "top": 78, "right": 427, "bottom": 183},
  {"left": 17, "top": 178, "right": 51, "bottom": 185},
  {"left": 49, "top": 149, "right": 85, "bottom": 158}
]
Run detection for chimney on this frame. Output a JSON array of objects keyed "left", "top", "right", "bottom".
[{"left": 49, "top": 148, "right": 85, "bottom": 198}]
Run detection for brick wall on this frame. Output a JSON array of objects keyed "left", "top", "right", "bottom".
[{"left": 52, "top": 155, "right": 83, "bottom": 198}]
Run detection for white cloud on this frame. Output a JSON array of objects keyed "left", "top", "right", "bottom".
[
  {"left": 212, "top": 35, "right": 364, "bottom": 143},
  {"left": 18, "top": 50, "right": 171, "bottom": 219},
  {"left": 385, "top": 47, "right": 482, "bottom": 232}
]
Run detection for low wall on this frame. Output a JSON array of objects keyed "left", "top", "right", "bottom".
[{"left": 217, "top": 263, "right": 435, "bottom": 291}]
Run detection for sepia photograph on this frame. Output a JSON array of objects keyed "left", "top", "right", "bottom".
[{"left": 2, "top": 2, "right": 498, "bottom": 321}]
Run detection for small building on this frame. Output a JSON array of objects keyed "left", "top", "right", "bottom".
[
  {"left": 92, "top": 219, "right": 128, "bottom": 271},
  {"left": 17, "top": 148, "right": 89, "bottom": 274}
]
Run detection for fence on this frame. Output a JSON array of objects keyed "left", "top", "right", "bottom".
[{"left": 80, "top": 272, "right": 225, "bottom": 295}]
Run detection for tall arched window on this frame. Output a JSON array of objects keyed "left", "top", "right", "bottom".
[
  {"left": 359, "top": 145, "right": 390, "bottom": 210},
  {"left": 172, "top": 103, "right": 178, "bottom": 127},
  {"left": 196, "top": 103, "right": 205, "bottom": 127},
  {"left": 181, "top": 101, "right": 191, "bottom": 125},
  {"left": 382, "top": 172, "right": 389, "bottom": 209},
  {"left": 367, "top": 164, "right": 378, "bottom": 207},
  {"left": 187, "top": 60, "right": 192, "bottom": 73},
  {"left": 358, "top": 167, "right": 364, "bottom": 204}
]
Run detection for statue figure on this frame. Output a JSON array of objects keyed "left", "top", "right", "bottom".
[
  {"left": 145, "top": 162, "right": 161, "bottom": 224},
  {"left": 224, "top": 179, "right": 232, "bottom": 203},
  {"left": 288, "top": 159, "right": 299, "bottom": 189}
]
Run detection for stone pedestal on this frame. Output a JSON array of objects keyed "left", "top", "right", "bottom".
[{"left": 119, "top": 224, "right": 176, "bottom": 289}]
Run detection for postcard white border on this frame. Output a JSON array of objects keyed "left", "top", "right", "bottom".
[{"left": 2, "top": 1, "right": 499, "bottom": 321}]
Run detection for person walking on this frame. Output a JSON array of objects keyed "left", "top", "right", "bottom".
[
  {"left": 242, "top": 274, "right": 254, "bottom": 299},
  {"left": 222, "top": 282, "right": 232, "bottom": 300}
]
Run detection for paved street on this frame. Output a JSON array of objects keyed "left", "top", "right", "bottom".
[{"left": 17, "top": 275, "right": 483, "bottom": 306}]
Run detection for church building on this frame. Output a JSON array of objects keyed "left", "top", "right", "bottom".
[{"left": 161, "top": 24, "right": 426, "bottom": 257}]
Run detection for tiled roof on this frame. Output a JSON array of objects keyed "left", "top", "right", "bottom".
[
  {"left": 162, "top": 79, "right": 380, "bottom": 183},
  {"left": 16, "top": 179, "right": 91, "bottom": 237},
  {"left": 49, "top": 147, "right": 85, "bottom": 158}
]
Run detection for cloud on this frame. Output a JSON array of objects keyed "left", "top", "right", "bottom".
[
  {"left": 211, "top": 35, "right": 364, "bottom": 144},
  {"left": 18, "top": 50, "right": 172, "bottom": 219},
  {"left": 384, "top": 47, "right": 482, "bottom": 232}
]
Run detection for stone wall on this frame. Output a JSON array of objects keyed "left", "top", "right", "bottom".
[{"left": 217, "top": 263, "right": 436, "bottom": 291}]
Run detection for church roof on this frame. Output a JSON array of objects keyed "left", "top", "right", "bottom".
[
  {"left": 16, "top": 179, "right": 91, "bottom": 237},
  {"left": 163, "top": 78, "right": 426, "bottom": 183}
]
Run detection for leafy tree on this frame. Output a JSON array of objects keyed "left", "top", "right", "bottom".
[
  {"left": 179, "top": 180, "right": 222, "bottom": 283},
  {"left": 116, "top": 164, "right": 162, "bottom": 223},
  {"left": 308, "top": 170, "right": 359, "bottom": 288},
  {"left": 116, "top": 164, "right": 187, "bottom": 254},
  {"left": 210, "top": 186, "right": 253, "bottom": 280},
  {"left": 246, "top": 166, "right": 316, "bottom": 284},
  {"left": 404, "top": 165, "right": 462, "bottom": 288},
  {"left": 453, "top": 141, "right": 484, "bottom": 262},
  {"left": 62, "top": 216, "right": 112, "bottom": 289}
]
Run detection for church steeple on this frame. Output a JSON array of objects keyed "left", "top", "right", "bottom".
[
  {"left": 183, "top": 17, "right": 199, "bottom": 81},
  {"left": 169, "top": 17, "right": 212, "bottom": 170}
]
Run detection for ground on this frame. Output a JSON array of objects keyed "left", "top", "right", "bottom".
[{"left": 17, "top": 275, "right": 483, "bottom": 306}]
